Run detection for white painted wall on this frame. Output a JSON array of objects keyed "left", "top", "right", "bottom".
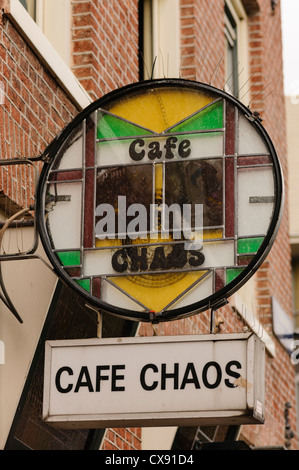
[{"left": 0, "top": 226, "right": 57, "bottom": 448}]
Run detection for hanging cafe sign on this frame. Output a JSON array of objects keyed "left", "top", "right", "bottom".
[{"left": 36, "top": 79, "right": 283, "bottom": 323}]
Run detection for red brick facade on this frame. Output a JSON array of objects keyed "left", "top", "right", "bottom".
[
  {"left": 0, "top": 0, "right": 297, "bottom": 450},
  {"left": 0, "top": 11, "right": 77, "bottom": 210},
  {"left": 180, "top": 0, "right": 225, "bottom": 87},
  {"left": 72, "top": 0, "right": 139, "bottom": 100}
]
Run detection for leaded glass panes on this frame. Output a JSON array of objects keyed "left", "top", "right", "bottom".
[{"left": 37, "top": 80, "right": 283, "bottom": 322}]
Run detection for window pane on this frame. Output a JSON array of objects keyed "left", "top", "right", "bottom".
[
  {"left": 19, "top": 0, "right": 36, "bottom": 20},
  {"left": 225, "top": 3, "right": 239, "bottom": 96},
  {"left": 140, "top": 0, "right": 153, "bottom": 79}
]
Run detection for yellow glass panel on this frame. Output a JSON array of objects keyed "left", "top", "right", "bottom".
[
  {"left": 107, "top": 89, "right": 216, "bottom": 133},
  {"left": 110, "top": 270, "right": 208, "bottom": 313},
  {"left": 203, "top": 229, "right": 223, "bottom": 240}
]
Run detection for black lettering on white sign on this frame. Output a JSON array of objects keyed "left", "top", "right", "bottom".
[{"left": 54, "top": 360, "right": 242, "bottom": 393}]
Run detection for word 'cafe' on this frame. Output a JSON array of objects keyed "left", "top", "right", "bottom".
[{"left": 128, "top": 136, "right": 192, "bottom": 161}]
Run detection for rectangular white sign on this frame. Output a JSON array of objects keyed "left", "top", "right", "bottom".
[{"left": 43, "top": 332, "right": 265, "bottom": 429}]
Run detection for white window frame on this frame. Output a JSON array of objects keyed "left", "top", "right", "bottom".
[
  {"left": 18, "top": 0, "right": 71, "bottom": 66},
  {"left": 3, "top": 0, "right": 91, "bottom": 110},
  {"left": 225, "top": 0, "right": 250, "bottom": 104},
  {"left": 19, "top": 0, "right": 36, "bottom": 19},
  {"left": 142, "top": 0, "right": 180, "bottom": 79},
  {"left": 35, "top": 0, "right": 71, "bottom": 68}
]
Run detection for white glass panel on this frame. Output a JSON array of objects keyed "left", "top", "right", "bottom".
[
  {"left": 56, "top": 130, "right": 83, "bottom": 170},
  {"left": 97, "top": 139, "right": 139, "bottom": 167},
  {"left": 201, "top": 240, "right": 235, "bottom": 268},
  {"left": 84, "top": 249, "right": 114, "bottom": 276},
  {"left": 170, "top": 272, "right": 213, "bottom": 309},
  {"left": 83, "top": 240, "right": 234, "bottom": 277},
  {"left": 237, "top": 168, "right": 275, "bottom": 237},
  {"left": 187, "top": 133, "right": 223, "bottom": 159},
  {"left": 84, "top": 243, "right": 233, "bottom": 276},
  {"left": 238, "top": 113, "right": 269, "bottom": 154},
  {"left": 97, "top": 133, "right": 223, "bottom": 167},
  {"left": 47, "top": 183, "right": 82, "bottom": 249},
  {"left": 101, "top": 278, "right": 144, "bottom": 311}
]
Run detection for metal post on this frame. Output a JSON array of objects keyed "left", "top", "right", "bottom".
[{"left": 210, "top": 308, "right": 215, "bottom": 334}]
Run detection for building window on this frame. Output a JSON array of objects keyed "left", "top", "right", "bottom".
[
  {"left": 19, "top": 0, "right": 36, "bottom": 20},
  {"left": 139, "top": 0, "right": 180, "bottom": 80},
  {"left": 139, "top": 0, "right": 153, "bottom": 79},
  {"left": 10, "top": 0, "right": 90, "bottom": 109},
  {"left": 18, "top": 0, "right": 71, "bottom": 66},
  {"left": 224, "top": 0, "right": 249, "bottom": 102},
  {"left": 225, "top": 4, "right": 239, "bottom": 96}
]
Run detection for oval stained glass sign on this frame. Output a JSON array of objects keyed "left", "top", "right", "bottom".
[{"left": 36, "top": 80, "right": 283, "bottom": 322}]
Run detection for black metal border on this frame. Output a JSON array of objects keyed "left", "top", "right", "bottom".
[{"left": 36, "top": 79, "right": 284, "bottom": 323}]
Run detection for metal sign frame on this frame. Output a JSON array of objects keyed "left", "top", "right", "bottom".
[{"left": 36, "top": 79, "right": 283, "bottom": 323}]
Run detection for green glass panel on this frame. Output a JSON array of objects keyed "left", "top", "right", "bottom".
[
  {"left": 226, "top": 268, "right": 244, "bottom": 284},
  {"left": 167, "top": 100, "right": 223, "bottom": 133},
  {"left": 57, "top": 251, "right": 81, "bottom": 266},
  {"left": 97, "top": 114, "right": 153, "bottom": 139},
  {"left": 237, "top": 237, "right": 264, "bottom": 254},
  {"left": 76, "top": 278, "right": 91, "bottom": 292}
]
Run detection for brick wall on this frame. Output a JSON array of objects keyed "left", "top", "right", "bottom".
[
  {"left": 100, "top": 428, "right": 142, "bottom": 450},
  {"left": 178, "top": 0, "right": 297, "bottom": 450},
  {"left": 241, "top": 1, "right": 297, "bottom": 448},
  {"left": 71, "top": 0, "right": 139, "bottom": 101},
  {"left": 250, "top": 3, "right": 292, "bottom": 322},
  {"left": 180, "top": 0, "right": 225, "bottom": 88},
  {"left": 0, "top": 13, "right": 78, "bottom": 211}
]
